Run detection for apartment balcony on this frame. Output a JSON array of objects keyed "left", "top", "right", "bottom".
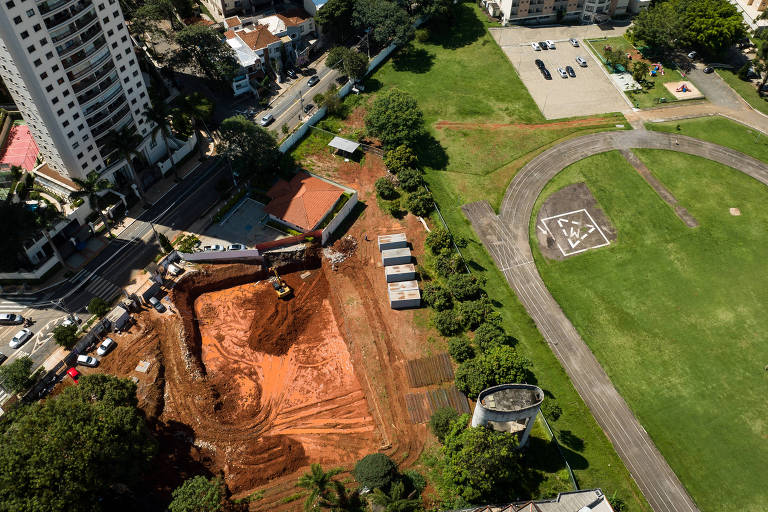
[
  {"left": 43, "top": 0, "right": 92, "bottom": 31},
  {"left": 85, "top": 94, "right": 125, "bottom": 127},
  {"left": 37, "top": 0, "right": 76, "bottom": 15},
  {"left": 71, "top": 60, "right": 114, "bottom": 94},
  {"left": 90, "top": 106, "right": 131, "bottom": 138},
  {"left": 57, "top": 24, "right": 102, "bottom": 60},
  {"left": 50, "top": 10, "right": 98, "bottom": 44},
  {"left": 67, "top": 48, "right": 110, "bottom": 81},
  {"left": 76, "top": 70, "right": 118, "bottom": 104},
  {"left": 60, "top": 36, "right": 106, "bottom": 70},
  {"left": 82, "top": 84, "right": 122, "bottom": 116}
]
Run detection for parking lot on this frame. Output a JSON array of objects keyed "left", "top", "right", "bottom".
[
  {"left": 199, "top": 198, "right": 286, "bottom": 249},
  {"left": 490, "top": 25, "right": 631, "bottom": 119}
]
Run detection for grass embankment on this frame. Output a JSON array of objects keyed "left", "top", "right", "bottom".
[
  {"left": 716, "top": 68, "right": 768, "bottom": 116},
  {"left": 646, "top": 116, "right": 768, "bottom": 160},
  {"left": 530, "top": 148, "right": 768, "bottom": 512}
]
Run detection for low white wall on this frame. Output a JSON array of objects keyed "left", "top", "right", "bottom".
[
  {"left": 321, "top": 191, "right": 358, "bottom": 244},
  {"left": 0, "top": 254, "right": 59, "bottom": 281},
  {"left": 158, "top": 133, "right": 198, "bottom": 176}
]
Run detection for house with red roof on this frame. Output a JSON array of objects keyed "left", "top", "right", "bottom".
[{"left": 264, "top": 172, "right": 348, "bottom": 233}]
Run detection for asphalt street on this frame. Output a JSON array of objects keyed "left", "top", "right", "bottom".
[{"left": 266, "top": 61, "right": 342, "bottom": 132}]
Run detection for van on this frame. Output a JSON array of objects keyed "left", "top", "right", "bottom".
[{"left": 76, "top": 355, "right": 99, "bottom": 367}]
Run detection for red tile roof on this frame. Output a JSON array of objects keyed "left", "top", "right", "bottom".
[
  {"left": 224, "top": 15, "right": 242, "bottom": 28},
  {"left": 265, "top": 172, "right": 345, "bottom": 231},
  {"left": 223, "top": 29, "right": 236, "bottom": 39},
  {"left": 277, "top": 10, "right": 310, "bottom": 26},
  {"left": 236, "top": 26, "right": 280, "bottom": 51}
]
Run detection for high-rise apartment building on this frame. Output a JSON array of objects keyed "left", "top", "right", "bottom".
[{"left": 0, "top": 0, "right": 166, "bottom": 190}]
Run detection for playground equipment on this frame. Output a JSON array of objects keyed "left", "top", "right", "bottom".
[
  {"left": 676, "top": 83, "right": 690, "bottom": 93},
  {"left": 650, "top": 63, "right": 665, "bottom": 77}
]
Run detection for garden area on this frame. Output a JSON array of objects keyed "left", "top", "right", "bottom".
[{"left": 530, "top": 141, "right": 768, "bottom": 512}]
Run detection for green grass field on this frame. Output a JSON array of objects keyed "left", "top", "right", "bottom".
[
  {"left": 716, "top": 68, "right": 768, "bottom": 116},
  {"left": 531, "top": 149, "right": 768, "bottom": 512}
]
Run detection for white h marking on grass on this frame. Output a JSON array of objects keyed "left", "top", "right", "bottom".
[{"left": 540, "top": 209, "right": 610, "bottom": 257}]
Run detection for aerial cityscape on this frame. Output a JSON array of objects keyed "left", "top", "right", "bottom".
[{"left": 0, "top": 0, "right": 766, "bottom": 510}]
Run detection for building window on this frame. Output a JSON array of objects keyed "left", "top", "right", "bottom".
[
  {"left": 12, "top": 16, "right": 21, "bottom": 24},
  {"left": 91, "top": 155, "right": 98, "bottom": 161},
  {"left": 95, "top": 164, "right": 102, "bottom": 171},
  {"left": 112, "top": 10, "right": 118, "bottom": 17},
  {"left": 33, "top": 58, "right": 41, "bottom": 66},
  {"left": 52, "top": 65, "right": 59, "bottom": 71},
  {"left": 45, "top": 51, "right": 52, "bottom": 59},
  {"left": 132, "top": 70, "right": 138, "bottom": 77},
  {"left": 67, "top": 131, "right": 74, "bottom": 138},
  {"left": 121, "top": 35, "right": 127, "bottom": 42},
  {"left": 117, "top": 23, "right": 123, "bottom": 30},
  {"left": 102, "top": 17, "right": 109, "bottom": 23},
  {"left": 111, "top": 42, "right": 118, "bottom": 49},
  {"left": 5, "top": 1, "right": 15, "bottom": 8},
  {"left": 45, "top": 85, "right": 53, "bottom": 92},
  {"left": 124, "top": 48, "right": 130, "bottom": 55},
  {"left": 51, "top": 97, "right": 59, "bottom": 104},
  {"left": 33, "top": 23, "right": 41, "bottom": 32},
  {"left": 77, "top": 124, "right": 83, "bottom": 130},
  {"left": 130, "top": 98, "right": 137, "bottom": 104},
  {"left": 107, "top": 29, "right": 114, "bottom": 36},
  {"left": 67, "top": 101, "right": 74, "bottom": 108},
  {"left": 25, "top": 8, "right": 33, "bottom": 16},
  {"left": 77, "top": 152, "right": 84, "bottom": 159},
  {"left": 20, "top": 31, "right": 29, "bottom": 39},
  {"left": 63, "top": 91, "right": 70, "bottom": 99},
  {"left": 27, "top": 45, "right": 35, "bottom": 53},
  {"left": 72, "top": 142, "right": 79, "bottom": 149},
  {"left": 123, "top": 77, "right": 129, "bottom": 83},
  {"left": 63, "top": 120, "right": 69, "bottom": 127},
  {"left": 87, "top": 145, "right": 93, "bottom": 151},
  {"left": 127, "top": 88, "right": 133, "bottom": 94},
  {"left": 73, "top": 113, "right": 79, "bottom": 119},
  {"left": 39, "top": 71, "right": 48, "bottom": 80},
  {"left": 39, "top": 38, "right": 47, "bottom": 46},
  {"left": 139, "top": 91, "right": 145, "bottom": 98},
  {"left": 56, "top": 108, "right": 63, "bottom": 115},
  {"left": 57, "top": 77, "right": 63, "bottom": 85},
  {"left": 115, "top": 54, "right": 121, "bottom": 60}
]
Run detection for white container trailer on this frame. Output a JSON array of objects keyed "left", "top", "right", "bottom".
[
  {"left": 387, "top": 280, "right": 419, "bottom": 294},
  {"left": 378, "top": 233, "right": 408, "bottom": 252},
  {"left": 385, "top": 264, "right": 417, "bottom": 283},
  {"left": 381, "top": 247, "right": 411, "bottom": 266},
  {"left": 389, "top": 289, "right": 421, "bottom": 309}
]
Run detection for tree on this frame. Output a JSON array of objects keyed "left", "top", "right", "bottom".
[
  {"left": 171, "top": 25, "right": 239, "bottom": 84},
  {"left": 632, "top": 61, "right": 650, "bottom": 83},
  {"left": 314, "top": 0, "right": 356, "bottom": 43},
  {"left": 173, "top": 92, "right": 214, "bottom": 141},
  {"left": 102, "top": 125, "right": 145, "bottom": 198},
  {"left": 297, "top": 463, "right": 343, "bottom": 511},
  {"left": 371, "top": 480, "right": 421, "bottom": 512},
  {"left": 473, "top": 322, "right": 514, "bottom": 352},
  {"left": 144, "top": 100, "right": 179, "bottom": 179},
  {"left": 326, "top": 47, "right": 368, "bottom": 81},
  {"left": 413, "top": 0, "right": 453, "bottom": 18},
  {"left": 429, "top": 406, "right": 461, "bottom": 443},
  {"left": 354, "top": 0, "right": 415, "bottom": 47},
  {"left": 425, "top": 226, "right": 453, "bottom": 255},
  {"left": 441, "top": 417, "right": 526, "bottom": 504},
  {"left": 541, "top": 400, "right": 562, "bottom": 423},
  {"left": 448, "top": 336, "right": 474, "bottom": 363},
  {"left": 455, "top": 345, "right": 533, "bottom": 398},
  {"left": 158, "top": 232, "right": 174, "bottom": 253},
  {"left": 446, "top": 273, "right": 482, "bottom": 301},
  {"left": 216, "top": 116, "right": 280, "bottom": 184},
  {"left": 679, "top": 0, "right": 745, "bottom": 54},
  {"left": 432, "top": 308, "right": 463, "bottom": 336},
  {"left": 52, "top": 324, "right": 78, "bottom": 349},
  {"left": 365, "top": 89, "right": 424, "bottom": 147},
  {"left": 375, "top": 176, "right": 399, "bottom": 199},
  {"left": 88, "top": 297, "right": 110, "bottom": 317},
  {"left": 434, "top": 252, "right": 463, "bottom": 277},
  {"left": 397, "top": 168, "right": 422, "bottom": 192},
  {"left": 168, "top": 475, "right": 227, "bottom": 512},
  {"left": 405, "top": 189, "right": 433, "bottom": 217},
  {"left": 0, "top": 202, "right": 51, "bottom": 272},
  {"left": 422, "top": 282, "right": 453, "bottom": 311},
  {"left": 384, "top": 145, "right": 417, "bottom": 174},
  {"left": 71, "top": 172, "right": 114, "bottom": 236},
  {"left": 353, "top": 453, "right": 397, "bottom": 490},
  {"left": 134, "top": 0, "right": 180, "bottom": 32},
  {"left": 627, "top": 1, "right": 682, "bottom": 55},
  {"left": 0, "top": 375, "right": 157, "bottom": 511},
  {"left": 0, "top": 356, "right": 35, "bottom": 393},
  {"left": 456, "top": 297, "right": 494, "bottom": 331},
  {"left": 317, "top": 480, "right": 364, "bottom": 511}
]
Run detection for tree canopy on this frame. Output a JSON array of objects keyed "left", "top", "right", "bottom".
[
  {"left": 455, "top": 345, "right": 533, "bottom": 398},
  {"left": 353, "top": 0, "right": 415, "bottom": 47},
  {"left": 52, "top": 324, "right": 79, "bottom": 349},
  {"left": 0, "top": 374, "right": 157, "bottom": 511},
  {"left": 171, "top": 25, "right": 239, "bottom": 84},
  {"left": 428, "top": 406, "right": 462, "bottom": 442},
  {"left": 315, "top": 0, "right": 356, "bottom": 42},
  {"left": 0, "top": 357, "right": 36, "bottom": 394},
  {"left": 352, "top": 453, "right": 397, "bottom": 489},
  {"left": 0, "top": 202, "right": 48, "bottom": 271},
  {"left": 168, "top": 475, "right": 228, "bottom": 512},
  {"left": 216, "top": 116, "right": 281, "bottom": 183},
  {"left": 327, "top": 46, "right": 369, "bottom": 82},
  {"left": 365, "top": 88, "right": 425, "bottom": 148}
]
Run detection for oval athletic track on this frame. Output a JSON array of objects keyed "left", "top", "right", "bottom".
[{"left": 462, "top": 129, "right": 768, "bottom": 512}]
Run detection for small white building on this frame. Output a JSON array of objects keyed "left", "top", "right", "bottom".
[
  {"left": 389, "top": 289, "right": 421, "bottom": 309},
  {"left": 387, "top": 280, "right": 419, "bottom": 294},
  {"left": 382, "top": 248, "right": 411, "bottom": 266},
  {"left": 385, "top": 264, "right": 417, "bottom": 283},
  {"left": 378, "top": 233, "right": 408, "bottom": 252}
]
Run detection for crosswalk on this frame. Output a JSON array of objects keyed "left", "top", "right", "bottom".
[
  {"left": 83, "top": 275, "right": 122, "bottom": 302},
  {"left": 0, "top": 298, "right": 38, "bottom": 314}
]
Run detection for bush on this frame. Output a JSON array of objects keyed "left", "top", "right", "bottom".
[
  {"left": 422, "top": 282, "right": 453, "bottom": 311},
  {"left": 541, "top": 400, "right": 562, "bottom": 423},
  {"left": 428, "top": 406, "right": 461, "bottom": 442},
  {"left": 434, "top": 252, "right": 463, "bottom": 277},
  {"left": 401, "top": 470, "right": 426, "bottom": 495},
  {"left": 406, "top": 189, "right": 433, "bottom": 217},
  {"left": 474, "top": 322, "right": 515, "bottom": 352},
  {"left": 425, "top": 226, "right": 453, "bottom": 255},
  {"left": 455, "top": 345, "right": 533, "bottom": 398},
  {"left": 375, "top": 176, "right": 398, "bottom": 200},
  {"left": 448, "top": 335, "right": 474, "bottom": 363},
  {"left": 398, "top": 168, "right": 423, "bottom": 192},
  {"left": 738, "top": 62, "right": 751, "bottom": 81},
  {"left": 432, "top": 308, "right": 463, "bottom": 336},
  {"left": 446, "top": 273, "right": 483, "bottom": 301},
  {"left": 383, "top": 144, "right": 417, "bottom": 174},
  {"left": 415, "top": 28, "right": 430, "bottom": 43},
  {"left": 456, "top": 297, "right": 494, "bottom": 331},
  {"left": 88, "top": 297, "right": 110, "bottom": 317},
  {"left": 158, "top": 233, "right": 173, "bottom": 253},
  {"left": 52, "top": 324, "right": 78, "bottom": 349},
  {"left": 353, "top": 453, "right": 397, "bottom": 490}
]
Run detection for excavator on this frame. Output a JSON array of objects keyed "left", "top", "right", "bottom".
[{"left": 268, "top": 267, "right": 292, "bottom": 299}]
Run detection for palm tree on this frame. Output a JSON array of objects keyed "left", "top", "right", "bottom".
[
  {"left": 317, "top": 480, "right": 363, "bottom": 512},
  {"left": 173, "top": 92, "right": 213, "bottom": 159},
  {"left": 297, "top": 464, "right": 343, "bottom": 512},
  {"left": 71, "top": 172, "right": 114, "bottom": 237},
  {"left": 371, "top": 481, "right": 421, "bottom": 512},
  {"left": 102, "top": 125, "right": 144, "bottom": 199},
  {"left": 144, "top": 100, "right": 178, "bottom": 179}
]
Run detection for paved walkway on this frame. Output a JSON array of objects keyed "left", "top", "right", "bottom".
[{"left": 462, "top": 129, "right": 768, "bottom": 512}]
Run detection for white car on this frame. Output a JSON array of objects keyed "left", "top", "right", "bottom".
[
  {"left": 167, "top": 263, "right": 184, "bottom": 276},
  {"left": 96, "top": 337, "right": 116, "bottom": 356},
  {"left": 227, "top": 243, "right": 246, "bottom": 251},
  {"left": 259, "top": 113, "right": 274, "bottom": 126},
  {"left": 545, "top": 40, "right": 556, "bottom": 49},
  {"left": 576, "top": 56, "right": 588, "bottom": 67},
  {"left": 61, "top": 316, "right": 80, "bottom": 328},
  {"left": 531, "top": 42, "right": 541, "bottom": 51},
  {"left": 0, "top": 313, "right": 23, "bottom": 325},
  {"left": 76, "top": 355, "right": 99, "bottom": 367},
  {"left": 569, "top": 38, "right": 579, "bottom": 47},
  {"left": 202, "top": 244, "right": 224, "bottom": 252},
  {"left": 9, "top": 328, "right": 32, "bottom": 349},
  {"left": 557, "top": 67, "right": 568, "bottom": 78}
]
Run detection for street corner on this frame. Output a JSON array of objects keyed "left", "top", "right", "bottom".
[{"left": 535, "top": 182, "right": 617, "bottom": 260}]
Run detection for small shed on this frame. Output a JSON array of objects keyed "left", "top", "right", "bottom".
[
  {"left": 389, "top": 289, "right": 421, "bottom": 309},
  {"left": 105, "top": 304, "right": 131, "bottom": 331},
  {"left": 328, "top": 136, "right": 360, "bottom": 157},
  {"left": 385, "top": 263, "right": 417, "bottom": 283},
  {"left": 387, "top": 280, "right": 419, "bottom": 294},
  {"left": 378, "top": 233, "right": 408, "bottom": 252},
  {"left": 382, "top": 247, "right": 411, "bottom": 266}
]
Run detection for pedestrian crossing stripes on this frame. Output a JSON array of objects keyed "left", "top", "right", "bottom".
[
  {"left": 83, "top": 275, "right": 122, "bottom": 302},
  {"left": 0, "top": 299, "right": 36, "bottom": 313}
]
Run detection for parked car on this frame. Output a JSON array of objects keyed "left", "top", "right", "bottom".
[
  {"left": 61, "top": 316, "right": 79, "bottom": 327},
  {"left": 96, "top": 337, "right": 116, "bottom": 356},
  {"left": 566, "top": 65, "right": 576, "bottom": 77},
  {"left": 202, "top": 244, "right": 224, "bottom": 252},
  {"left": 541, "top": 68, "right": 552, "bottom": 80},
  {"left": 76, "top": 355, "right": 99, "bottom": 367},
  {"left": 539, "top": 41, "right": 548, "bottom": 50},
  {"left": 0, "top": 352, "right": 7, "bottom": 365},
  {"left": 9, "top": 328, "right": 32, "bottom": 349},
  {"left": 259, "top": 113, "right": 274, "bottom": 126},
  {"left": 557, "top": 67, "right": 568, "bottom": 78},
  {"left": 576, "top": 56, "right": 588, "bottom": 67},
  {"left": 227, "top": 243, "right": 246, "bottom": 251},
  {"left": 0, "top": 313, "right": 23, "bottom": 325},
  {"left": 687, "top": 51, "right": 697, "bottom": 59},
  {"left": 167, "top": 263, "right": 184, "bottom": 276},
  {"left": 303, "top": 103, "right": 314, "bottom": 113},
  {"left": 148, "top": 297, "right": 166, "bottom": 313},
  {"left": 545, "top": 40, "right": 556, "bottom": 49},
  {"left": 569, "top": 38, "right": 579, "bottom": 47},
  {"left": 67, "top": 367, "right": 80, "bottom": 383},
  {"left": 703, "top": 66, "right": 714, "bottom": 74},
  {"left": 531, "top": 41, "right": 541, "bottom": 51},
  {"left": 307, "top": 76, "right": 320, "bottom": 86},
  {"left": 535, "top": 59, "right": 545, "bottom": 69},
  {"left": 286, "top": 69, "right": 298, "bottom": 79}
]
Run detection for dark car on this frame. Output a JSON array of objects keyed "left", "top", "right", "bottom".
[
  {"left": 0, "top": 352, "right": 7, "bottom": 365},
  {"left": 304, "top": 103, "right": 314, "bottom": 113},
  {"left": 286, "top": 69, "right": 298, "bottom": 79},
  {"left": 0, "top": 313, "right": 23, "bottom": 325},
  {"left": 307, "top": 76, "right": 320, "bottom": 86},
  {"left": 566, "top": 65, "right": 576, "bottom": 77},
  {"left": 535, "top": 59, "right": 545, "bottom": 69},
  {"left": 539, "top": 41, "right": 548, "bottom": 50},
  {"left": 703, "top": 66, "right": 714, "bottom": 74},
  {"left": 541, "top": 68, "right": 552, "bottom": 80}
]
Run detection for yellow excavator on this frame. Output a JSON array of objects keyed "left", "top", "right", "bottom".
[{"left": 268, "top": 266, "right": 292, "bottom": 299}]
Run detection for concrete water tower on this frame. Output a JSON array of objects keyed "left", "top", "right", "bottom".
[{"left": 471, "top": 383, "right": 544, "bottom": 447}]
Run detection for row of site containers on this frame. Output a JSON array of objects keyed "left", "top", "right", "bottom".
[{"left": 379, "top": 233, "right": 420, "bottom": 309}]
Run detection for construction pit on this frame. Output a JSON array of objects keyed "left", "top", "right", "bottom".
[{"left": 93, "top": 247, "right": 411, "bottom": 501}]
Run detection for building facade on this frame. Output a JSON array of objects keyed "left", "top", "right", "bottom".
[
  {"left": 0, "top": 0, "right": 166, "bottom": 190},
  {"left": 489, "top": 0, "right": 633, "bottom": 24}
]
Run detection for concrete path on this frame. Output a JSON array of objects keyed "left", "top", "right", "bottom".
[{"left": 462, "top": 129, "right": 768, "bottom": 512}]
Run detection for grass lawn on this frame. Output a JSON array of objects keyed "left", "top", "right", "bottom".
[
  {"left": 584, "top": 36, "right": 690, "bottom": 109},
  {"left": 645, "top": 116, "right": 768, "bottom": 162},
  {"left": 716, "top": 68, "right": 768, "bottom": 116},
  {"left": 531, "top": 150, "right": 768, "bottom": 512}
]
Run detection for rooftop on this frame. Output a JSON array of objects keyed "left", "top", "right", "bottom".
[
  {"left": 461, "top": 489, "right": 615, "bottom": 512},
  {"left": 236, "top": 25, "right": 280, "bottom": 51},
  {"left": 265, "top": 172, "right": 345, "bottom": 231},
  {"left": 0, "top": 125, "right": 39, "bottom": 172},
  {"left": 224, "top": 15, "right": 242, "bottom": 28},
  {"left": 33, "top": 163, "right": 78, "bottom": 191},
  {"left": 328, "top": 136, "right": 360, "bottom": 154},
  {"left": 480, "top": 384, "right": 543, "bottom": 412}
]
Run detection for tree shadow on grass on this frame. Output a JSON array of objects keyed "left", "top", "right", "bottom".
[
  {"left": 392, "top": 44, "right": 435, "bottom": 74},
  {"left": 427, "top": 2, "right": 486, "bottom": 50},
  {"left": 557, "top": 429, "right": 585, "bottom": 452},
  {"left": 414, "top": 132, "right": 449, "bottom": 170}
]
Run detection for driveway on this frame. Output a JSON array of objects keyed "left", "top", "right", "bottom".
[
  {"left": 201, "top": 198, "right": 286, "bottom": 248},
  {"left": 685, "top": 65, "right": 745, "bottom": 110},
  {"left": 462, "top": 129, "right": 768, "bottom": 512}
]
